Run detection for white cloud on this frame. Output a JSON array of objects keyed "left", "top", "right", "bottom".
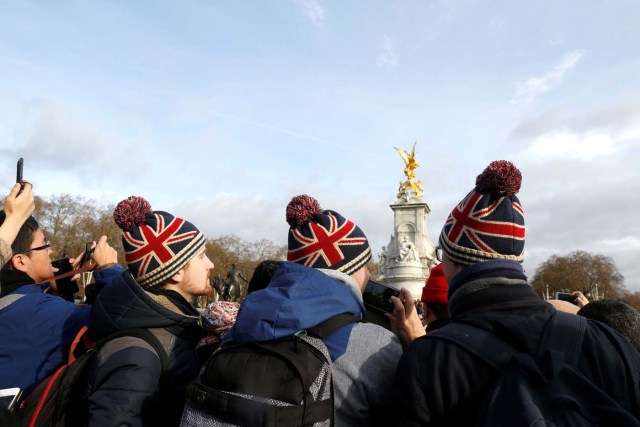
[
  {"left": 527, "top": 130, "right": 616, "bottom": 161},
  {"left": 511, "top": 50, "right": 586, "bottom": 104},
  {"left": 378, "top": 36, "right": 398, "bottom": 70},
  {"left": 517, "top": 149, "right": 640, "bottom": 291},
  {"left": 293, "top": 0, "right": 325, "bottom": 26},
  {"left": 601, "top": 236, "right": 640, "bottom": 248}
]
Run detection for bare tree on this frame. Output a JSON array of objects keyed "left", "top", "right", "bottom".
[{"left": 531, "top": 251, "right": 626, "bottom": 299}]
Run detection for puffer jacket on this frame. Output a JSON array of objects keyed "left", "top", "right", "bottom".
[{"left": 82, "top": 270, "right": 202, "bottom": 427}]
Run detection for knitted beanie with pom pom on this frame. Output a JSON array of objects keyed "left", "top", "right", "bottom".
[
  {"left": 286, "top": 195, "right": 371, "bottom": 276},
  {"left": 439, "top": 160, "right": 525, "bottom": 266},
  {"left": 113, "top": 196, "right": 206, "bottom": 288}
]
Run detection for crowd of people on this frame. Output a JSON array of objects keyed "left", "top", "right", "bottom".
[{"left": 1, "top": 160, "right": 639, "bottom": 426}]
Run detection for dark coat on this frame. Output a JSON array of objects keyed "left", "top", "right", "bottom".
[
  {"left": 393, "top": 260, "right": 640, "bottom": 426},
  {"left": 83, "top": 271, "right": 202, "bottom": 427}
]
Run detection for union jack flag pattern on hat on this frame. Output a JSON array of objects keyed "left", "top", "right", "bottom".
[
  {"left": 439, "top": 160, "right": 525, "bottom": 266},
  {"left": 113, "top": 196, "right": 206, "bottom": 288},
  {"left": 286, "top": 195, "right": 371, "bottom": 276}
]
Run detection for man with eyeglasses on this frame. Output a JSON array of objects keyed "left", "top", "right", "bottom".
[{"left": 0, "top": 196, "right": 122, "bottom": 401}]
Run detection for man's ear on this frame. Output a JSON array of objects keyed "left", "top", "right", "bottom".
[
  {"left": 169, "top": 268, "right": 185, "bottom": 285},
  {"left": 10, "top": 253, "right": 30, "bottom": 273}
]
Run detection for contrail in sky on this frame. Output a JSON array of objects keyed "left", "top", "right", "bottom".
[{"left": 211, "top": 112, "right": 368, "bottom": 153}]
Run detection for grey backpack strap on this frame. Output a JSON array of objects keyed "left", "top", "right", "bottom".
[
  {"left": 98, "top": 328, "right": 172, "bottom": 382},
  {"left": 0, "top": 293, "right": 25, "bottom": 311}
]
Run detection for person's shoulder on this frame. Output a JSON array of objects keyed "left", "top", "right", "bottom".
[
  {"left": 96, "top": 336, "right": 164, "bottom": 378},
  {"left": 583, "top": 317, "right": 638, "bottom": 355},
  {"left": 402, "top": 328, "right": 461, "bottom": 359},
  {"left": 24, "top": 291, "right": 90, "bottom": 321},
  {"left": 352, "top": 322, "right": 401, "bottom": 348},
  {"left": 9, "top": 283, "right": 42, "bottom": 295}
]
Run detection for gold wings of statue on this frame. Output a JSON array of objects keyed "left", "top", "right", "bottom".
[
  {"left": 394, "top": 142, "right": 423, "bottom": 201},
  {"left": 394, "top": 142, "right": 419, "bottom": 180}
]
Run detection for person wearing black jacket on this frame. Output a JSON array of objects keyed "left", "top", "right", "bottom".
[
  {"left": 390, "top": 161, "right": 640, "bottom": 426},
  {"left": 80, "top": 196, "right": 213, "bottom": 427}
]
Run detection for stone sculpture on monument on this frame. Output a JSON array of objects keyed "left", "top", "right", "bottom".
[{"left": 378, "top": 142, "right": 438, "bottom": 298}]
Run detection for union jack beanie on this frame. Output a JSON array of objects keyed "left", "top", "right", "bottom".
[
  {"left": 113, "top": 196, "right": 206, "bottom": 288},
  {"left": 286, "top": 195, "right": 371, "bottom": 276},
  {"left": 439, "top": 160, "right": 525, "bottom": 266}
]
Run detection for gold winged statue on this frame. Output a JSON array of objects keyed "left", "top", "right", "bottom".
[{"left": 394, "top": 142, "right": 423, "bottom": 201}]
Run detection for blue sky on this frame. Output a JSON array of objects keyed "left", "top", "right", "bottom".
[{"left": 1, "top": 0, "right": 639, "bottom": 291}]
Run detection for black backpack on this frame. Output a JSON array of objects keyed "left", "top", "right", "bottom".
[
  {"left": 20, "top": 326, "right": 170, "bottom": 427},
  {"left": 428, "top": 311, "right": 640, "bottom": 426},
  {"left": 181, "top": 312, "right": 361, "bottom": 427}
]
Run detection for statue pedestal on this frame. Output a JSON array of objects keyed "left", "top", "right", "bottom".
[
  {"left": 378, "top": 200, "right": 437, "bottom": 299},
  {"left": 382, "top": 263, "right": 427, "bottom": 297}
]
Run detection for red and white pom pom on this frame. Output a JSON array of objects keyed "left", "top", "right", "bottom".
[
  {"left": 286, "top": 194, "right": 322, "bottom": 227},
  {"left": 475, "top": 160, "right": 522, "bottom": 196},
  {"left": 113, "top": 196, "right": 152, "bottom": 232}
]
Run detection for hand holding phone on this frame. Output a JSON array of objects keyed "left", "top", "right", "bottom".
[
  {"left": 383, "top": 287, "right": 427, "bottom": 346},
  {"left": 3, "top": 176, "right": 34, "bottom": 224},
  {"left": 555, "top": 292, "right": 578, "bottom": 305},
  {"left": 89, "top": 236, "right": 118, "bottom": 268}
]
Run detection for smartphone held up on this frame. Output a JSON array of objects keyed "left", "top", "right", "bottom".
[
  {"left": 363, "top": 280, "right": 401, "bottom": 313},
  {"left": 16, "top": 157, "right": 24, "bottom": 195},
  {"left": 554, "top": 292, "right": 578, "bottom": 305},
  {"left": 16, "top": 158, "right": 23, "bottom": 183}
]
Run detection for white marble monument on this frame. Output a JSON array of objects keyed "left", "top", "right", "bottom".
[{"left": 377, "top": 143, "right": 438, "bottom": 298}]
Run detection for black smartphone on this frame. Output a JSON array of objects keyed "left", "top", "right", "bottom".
[
  {"left": 51, "top": 257, "right": 79, "bottom": 296},
  {"left": 555, "top": 292, "right": 577, "bottom": 304},
  {"left": 0, "top": 387, "right": 22, "bottom": 411},
  {"left": 79, "top": 242, "right": 94, "bottom": 268},
  {"left": 363, "top": 280, "right": 401, "bottom": 313},
  {"left": 16, "top": 158, "right": 23, "bottom": 183},
  {"left": 16, "top": 158, "right": 24, "bottom": 196}
]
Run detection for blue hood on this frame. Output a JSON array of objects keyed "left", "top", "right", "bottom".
[{"left": 226, "top": 262, "right": 365, "bottom": 360}]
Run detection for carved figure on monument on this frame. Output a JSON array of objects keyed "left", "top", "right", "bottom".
[
  {"left": 394, "top": 142, "right": 424, "bottom": 202},
  {"left": 378, "top": 246, "right": 389, "bottom": 277},
  {"left": 423, "top": 239, "right": 440, "bottom": 270},
  {"left": 398, "top": 235, "right": 419, "bottom": 263}
]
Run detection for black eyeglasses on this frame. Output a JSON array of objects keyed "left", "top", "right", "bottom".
[
  {"left": 435, "top": 245, "right": 443, "bottom": 262},
  {"left": 20, "top": 240, "right": 51, "bottom": 254}
]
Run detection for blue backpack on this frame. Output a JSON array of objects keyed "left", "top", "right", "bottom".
[{"left": 429, "top": 312, "right": 640, "bottom": 426}]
